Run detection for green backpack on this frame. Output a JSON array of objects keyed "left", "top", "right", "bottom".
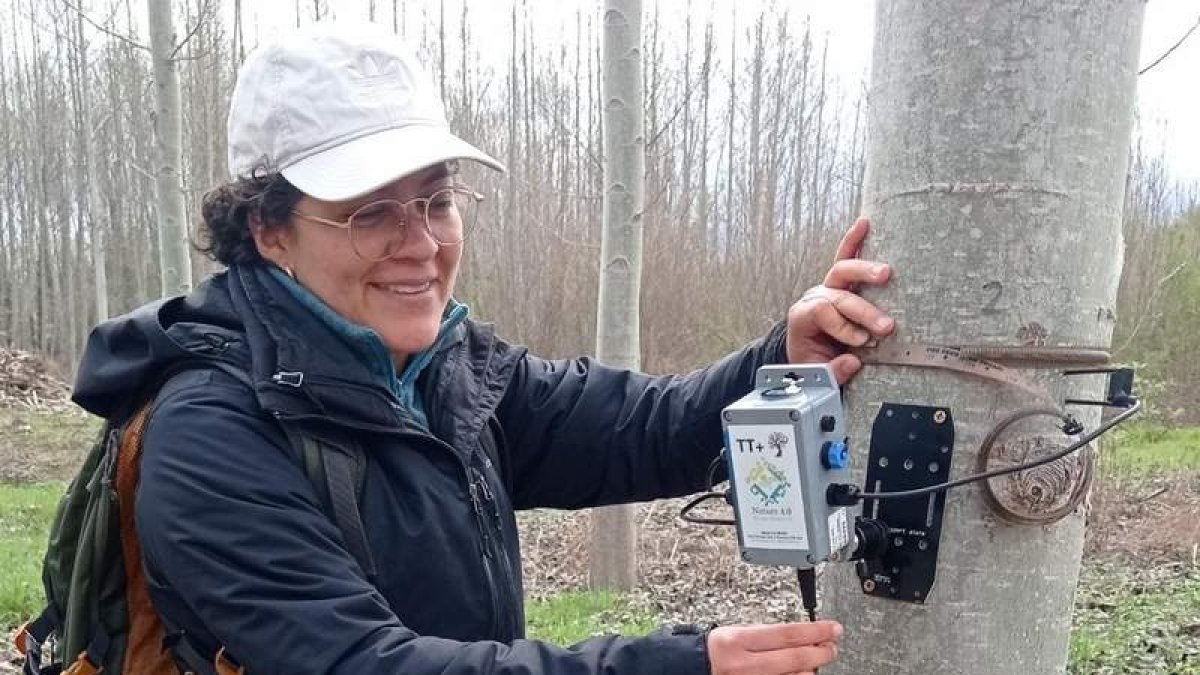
[{"left": 15, "top": 362, "right": 373, "bottom": 675}]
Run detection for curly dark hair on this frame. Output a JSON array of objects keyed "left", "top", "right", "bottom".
[{"left": 195, "top": 168, "right": 303, "bottom": 266}]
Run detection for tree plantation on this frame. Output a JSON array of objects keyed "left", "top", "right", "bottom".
[
  {"left": 0, "top": 2, "right": 1197, "bottom": 675},
  {"left": 0, "top": 1, "right": 1194, "bottom": 417}
]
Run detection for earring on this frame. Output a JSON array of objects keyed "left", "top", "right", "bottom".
[{"left": 283, "top": 265, "right": 295, "bottom": 279}]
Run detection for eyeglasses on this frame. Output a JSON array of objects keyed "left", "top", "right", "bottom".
[{"left": 292, "top": 185, "right": 484, "bottom": 262}]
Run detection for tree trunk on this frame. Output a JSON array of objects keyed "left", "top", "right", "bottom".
[
  {"left": 147, "top": 0, "right": 192, "bottom": 295},
  {"left": 822, "top": 2, "right": 1144, "bottom": 674},
  {"left": 73, "top": 2, "right": 109, "bottom": 324},
  {"left": 589, "top": 0, "right": 644, "bottom": 591}
]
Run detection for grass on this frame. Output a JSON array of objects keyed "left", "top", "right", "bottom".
[
  {"left": 1070, "top": 565, "right": 1200, "bottom": 675},
  {"left": 0, "top": 482, "right": 62, "bottom": 628},
  {"left": 1103, "top": 424, "right": 1200, "bottom": 478},
  {"left": 526, "top": 590, "right": 659, "bottom": 645}
]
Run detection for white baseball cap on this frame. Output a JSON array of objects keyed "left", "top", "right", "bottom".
[{"left": 226, "top": 22, "right": 504, "bottom": 202}]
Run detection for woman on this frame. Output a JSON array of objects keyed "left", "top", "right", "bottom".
[{"left": 73, "top": 23, "right": 894, "bottom": 675}]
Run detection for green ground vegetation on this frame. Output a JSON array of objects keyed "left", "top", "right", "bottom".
[
  {"left": 0, "top": 482, "right": 63, "bottom": 628},
  {"left": 525, "top": 591, "right": 659, "bottom": 645},
  {"left": 1103, "top": 423, "right": 1200, "bottom": 478},
  {"left": 1070, "top": 564, "right": 1199, "bottom": 675}
]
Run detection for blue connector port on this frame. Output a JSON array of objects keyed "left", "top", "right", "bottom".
[{"left": 821, "top": 440, "right": 850, "bottom": 470}]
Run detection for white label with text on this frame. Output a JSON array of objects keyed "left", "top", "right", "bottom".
[{"left": 727, "top": 424, "right": 808, "bottom": 550}]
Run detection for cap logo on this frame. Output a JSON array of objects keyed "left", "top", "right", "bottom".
[{"left": 349, "top": 50, "right": 413, "bottom": 118}]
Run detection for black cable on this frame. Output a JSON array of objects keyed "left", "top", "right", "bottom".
[
  {"left": 797, "top": 567, "right": 818, "bottom": 622},
  {"left": 678, "top": 491, "right": 736, "bottom": 526},
  {"left": 796, "top": 566, "right": 821, "bottom": 674},
  {"left": 855, "top": 398, "right": 1141, "bottom": 500}
]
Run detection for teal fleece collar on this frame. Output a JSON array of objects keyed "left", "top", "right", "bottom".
[{"left": 268, "top": 266, "right": 468, "bottom": 429}]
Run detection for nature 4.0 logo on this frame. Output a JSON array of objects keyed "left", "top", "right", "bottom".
[{"left": 747, "top": 458, "right": 791, "bottom": 506}]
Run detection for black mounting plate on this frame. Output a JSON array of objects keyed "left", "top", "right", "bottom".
[{"left": 855, "top": 404, "right": 954, "bottom": 604}]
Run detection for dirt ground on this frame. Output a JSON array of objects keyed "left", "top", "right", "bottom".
[{"left": 517, "top": 474, "right": 1200, "bottom": 627}]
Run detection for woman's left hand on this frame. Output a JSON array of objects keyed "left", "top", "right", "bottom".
[{"left": 786, "top": 217, "right": 895, "bottom": 383}]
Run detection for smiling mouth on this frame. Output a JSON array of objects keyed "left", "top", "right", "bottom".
[{"left": 375, "top": 281, "right": 434, "bottom": 295}]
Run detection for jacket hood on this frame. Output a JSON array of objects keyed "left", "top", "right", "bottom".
[{"left": 72, "top": 274, "right": 249, "bottom": 419}]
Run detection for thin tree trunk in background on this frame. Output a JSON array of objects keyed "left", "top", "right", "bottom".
[
  {"left": 58, "top": 16, "right": 82, "bottom": 365},
  {"left": 698, "top": 17, "right": 713, "bottom": 247},
  {"left": 823, "top": 2, "right": 1145, "bottom": 673},
  {"left": 724, "top": 7, "right": 736, "bottom": 251},
  {"left": 746, "top": 15, "right": 763, "bottom": 241},
  {"left": 459, "top": 1, "right": 468, "bottom": 117},
  {"left": 679, "top": 3, "right": 692, "bottom": 221},
  {"left": 590, "top": 0, "right": 644, "bottom": 592},
  {"left": 437, "top": 0, "right": 445, "bottom": 102},
  {"left": 74, "top": 1, "right": 109, "bottom": 322},
  {"left": 233, "top": 0, "right": 244, "bottom": 69},
  {"left": 807, "top": 41, "right": 827, "bottom": 232},
  {"left": 147, "top": 0, "right": 192, "bottom": 295}
]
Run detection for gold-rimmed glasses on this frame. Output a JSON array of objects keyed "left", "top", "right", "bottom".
[{"left": 292, "top": 186, "right": 484, "bottom": 262}]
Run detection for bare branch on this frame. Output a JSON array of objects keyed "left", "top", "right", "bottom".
[
  {"left": 168, "top": 0, "right": 216, "bottom": 61},
  {"left": 1115, "top": 260, "right": 1189, "bottom": 353},
  {"left": 123, "top": 159, "right": 155, "bottom": 183},
  {"left": 60, "top": 0, "right": 148, "bottom": 51},
  {"left": 1139, "top": 13, "right": 1200, "bottom": 76}
]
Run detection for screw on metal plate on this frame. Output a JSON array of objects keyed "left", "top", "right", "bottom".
[
  {"left": 863, "top": 579, "right": 877, "bottom": 593},
  {"left": 934, "top": 410, "right": 947, "bottom": 424}
]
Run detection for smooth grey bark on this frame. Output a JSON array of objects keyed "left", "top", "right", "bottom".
[
  {"left": 147, "top": 0, "right": 192, "bottom": 295},
  {"left": 823, "top": 2, "right": 1145, "bottom": 674},
  {"left": 81, "top": 21, "right": 109, "bottom": 323},
  {"left": 589, "top": 0, "right": 644, "bottom": 591}
]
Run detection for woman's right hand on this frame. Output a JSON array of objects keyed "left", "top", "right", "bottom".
[{"left": 706, "top": 621, "right": 843, "bottom": 675}]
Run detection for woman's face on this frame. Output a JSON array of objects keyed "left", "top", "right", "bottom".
[{"left": 256, "top": 164, "right": 463, "bottom": 367}]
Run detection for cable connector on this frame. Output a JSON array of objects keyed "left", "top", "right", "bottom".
[
  {"left": 826, "top": 483, "right": 861, "bottom": 506},
  {"left": 797, "top": 567, "right": 818, "bottom": 623}
]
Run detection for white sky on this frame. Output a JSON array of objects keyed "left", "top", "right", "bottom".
[{"left": 239, "top": 0, "right": 1198, "bottom": 183}]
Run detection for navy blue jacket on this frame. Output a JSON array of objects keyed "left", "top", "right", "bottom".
[{"left": 71, "top": 264, "right": 789, "bottom": 675}]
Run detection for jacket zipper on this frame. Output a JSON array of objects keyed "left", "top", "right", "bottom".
[
  {"left": 467, "top": 473, "right": 504, "bottom": 638},
  {"left": 470, "top": 465, "right": 520, "bottom": 638}
]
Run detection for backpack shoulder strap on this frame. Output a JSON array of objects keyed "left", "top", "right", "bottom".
[
  {"left": 279, "top": 427, "right": 376, "bottom": 582},
  {"left": 152, "top": 360, "right": 374, "bottom": 581},
  {"left": 155, "top": 361, "right": 376, "bottom": 581},
  {"left": 175, "top": 360, "right": 376, "bottom": 582},
  {"left": 115, "top": 400, "right": 180, "bottom": 674}
]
